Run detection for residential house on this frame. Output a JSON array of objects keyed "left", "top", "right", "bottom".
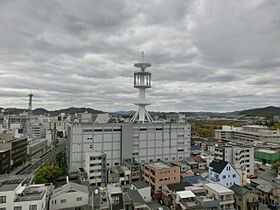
[
  {"left": 131, "top": 181, "right": 152, "bottom": 202},
  {"left": 208, "top": 159, "right": 240, "bottom": 188},
  {"left": 204, "top": 183, "right": 235, "bottom": 209},
  {"left": 230, "top": 184, "right": 259, "bottom": 210},
  {"left": 50, "top": 182, "right": 89, "bottom": 210}
]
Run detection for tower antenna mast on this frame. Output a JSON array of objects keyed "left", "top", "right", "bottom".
[{"left": 129, "top": 52, "right": 153, "bottom": 124}]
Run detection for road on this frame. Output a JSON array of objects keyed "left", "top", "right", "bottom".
[{"left": 17, "top": 141, "right": 67, "bottom": 175}]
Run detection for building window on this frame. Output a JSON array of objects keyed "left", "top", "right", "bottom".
[
  {"left": 0, "top": 196, "right": 6, "bottom": 203},
  {"left": 222, "top": 175, "right": 226, "bottom": 179},
  {"left": 76, "top": 197, "right": 82, "bottom": 201},
  {"left": 14, "top": 207, "right": 22, "bottom": 210},
  {"left": 61, "top": 199, "right": 66, "bottom": 203},
  {"left": 0, "top": 208, "right": 6, "bottom": 210},
  {"left": 233, "top": 174, "right": 236, "bottom": 178},
  {"left": 29, "top": 205, "right": 37, "bottom": 210}
]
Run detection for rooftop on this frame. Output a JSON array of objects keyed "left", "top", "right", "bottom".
[
  {"left": 132, "top": 181, "right": 150, "bottom": 189},
  {"left": 205, "top": 183, "right": 233, "bottom": 194},
  {"left": 229, "top": 184, "right": 249, "bottom": 196},
  {"left": 0, "top": 184, "right": 19, "bottom": 192},
  {"left": 108, "top": 183, "right": 122, "bottom": 195},
  {"left": 209, "top": 159, "right": 229, "bottom": 174},
  {"left": 145, "top": 160, "right": 175, "bottom": 169},
  {"left": 52, "top": 182, "right": 88, "bottom": 199},
  {"left": 166, "top": 182, "right": 191, "bottom": 192},
  {"left": 177, "top": 190, "right": 196, "bottom": 199},
  {"left": 257, "top": 149, "right": 277, "bottom": 154}
]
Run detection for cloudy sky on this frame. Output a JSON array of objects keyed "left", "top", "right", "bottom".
[{"left": 0, "top": 0, "right": 280, "bottom": 112}]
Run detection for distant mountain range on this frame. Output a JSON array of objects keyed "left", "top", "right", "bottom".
[
  {"left": 2, "top": 107, "right": 103, "bottom": 116},
  {"left": 1, "top": 106, "right": 279, "bottom": 117}
]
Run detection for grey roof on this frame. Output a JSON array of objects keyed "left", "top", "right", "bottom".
[
  {"left": 0, "top": 184, "right": 19, "bottom": 192},
  {"left": 132, "top": 181, "right": 150, "bottom": 189},
  {"left": 209, "top": 159, "right": 228, "bottom": 174},
  {"left": 166, "top": 182, "right": 191, "bottom": 192},
  {"left": 126, "top": 189, "right": 145, "bottom": 204},
  {"left": 51, "top": 182, "right": 89, "bottom": 199},
  {"left": 229, "top": 184, "right": 249, "bottom": 196}
]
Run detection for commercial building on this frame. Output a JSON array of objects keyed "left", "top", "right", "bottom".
[
  {"left": 229, "top": 184, "right": 259, "bottom": 210},
  {"left": 67, "top": 122, "right": 191, "bottom": 173},
  {"left": 144, "top": 160, "right": 180, "bottom": 195},
  {"left": 214, "top": 145, "right": 254, "bottom": 176},
  {"left": 0, "top": 183, "right": 53, "bottom": 210},
  {"left": 255, "top": 149, "right": 280, "bottom": 164},
  {"left": 0, "top": 149, "right": 10, "bottom": 174},
  {"left": 84, "top": 151, "right": 107, "bottom": 186},
  {"left": 0, "top": 137, "right": 27, "bottom": 169},
  {"left": 208, "top": 159, "right": 240, "bottom": 188},
  {"left": 215, "top": 125, "right": 280, "bottom": 144},
  {"left": 204, "top": 183, "right": 235, "bottom": 209},
  {"left": 67, "top": 59, "right": 191, "bottom": 174}
]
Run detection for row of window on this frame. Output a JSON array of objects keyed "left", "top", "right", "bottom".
[
  {"left": 52, "top": 197, "right": 82, "bottom": 204},
  {"left": 0, "top": 205, "right": 37, "bottom": 210}
]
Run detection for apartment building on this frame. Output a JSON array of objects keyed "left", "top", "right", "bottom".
[
  {"left": 204, "top": 183, "right": 235, "bottom": 210},
  {"left": 123, "top": 158, "right": 142, "bottom": 182},
  {"left": 84, "top": 151, "right": 107, "bottom": 186},
  {"left": 214, "top": 145, "right": 254, "bottom": 176},
  {"left": 144, "top": 161, "right": 180, "bottom": 195},
  {"left": 215, "top": 125, "right": 280, "bottom": 143},
  {"left": 68, "top": 122, "right": 191, "bottom": 173},
  {"left": 0, "top": 183, "right": 53, "bottom": 210},
  {"left": 208, "top": 159, "right": 240, "bottom": 188},
  {"left": 0, "top": 149, "right": 10, "bottom": 174},
  {"left": 0, "top": 137, "right": 27, "bottom": 169}
]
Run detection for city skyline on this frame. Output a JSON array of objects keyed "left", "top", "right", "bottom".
[{"left": 0, "top": 0, "right": 280, "bottom": 112}]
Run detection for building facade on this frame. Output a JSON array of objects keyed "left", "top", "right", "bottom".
[
  {"left": 67, "top": 122, "right": 191, "bottom": 173},
  {"left": 144, "top": 161, "right": 180, "bottom": 194},
  {"left": 84, "top": 151, "right": 107, "bottom": 186},
  {"left": 214, "top": 146, "right": 254, "bottom": 176},
  {"left": 255, "top": 149, "right": 280, "bottom": 164},
  {"left": 208, "top": 159, "right": 241, "bottom": 188},
  {"left": 0, "top": 149, "right": 10, "bottom": 174}
]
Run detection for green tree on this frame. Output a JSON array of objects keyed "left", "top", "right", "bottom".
[
  {"left": 56, "top": 151, "right": 68, "bottom": 176},
  {"left": 34, "top": 166, "right": 63, "bottom": 185}
]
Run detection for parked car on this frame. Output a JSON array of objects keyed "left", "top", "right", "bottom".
[
  {"left": 248, "top": 175, "right": 258, "bottom": 179},
  {"left": 267, "top": 203, "right": 277, "bottom": 210}
]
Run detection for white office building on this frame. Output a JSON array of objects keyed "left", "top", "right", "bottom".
[
  {"left": 214, "top": 146, "right": 254, "bottom": 176},
  {"left": 68, "top": 122, "right": 191, "bottom": 173},
  {"left": 215, "top": 125, "right": 280, "bottom": 144}
]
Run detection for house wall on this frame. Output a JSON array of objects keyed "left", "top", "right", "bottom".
[{"left": 50, "top": 191, "right": 88, "bottom": 210}]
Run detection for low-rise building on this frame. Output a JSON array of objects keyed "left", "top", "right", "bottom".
[
  {"left": 208, "top": 159, "right": 240, "bottom": 188},
  {"left": 123, "top": 158, "right": 142, "bottom": 182},
  {"left": 50, "top": 182, "right": 89, "bottom": 210},
  {"left": 255, "top": 149, "right": 280, "bottom": 164},
  {"left": 84, "top": 151, "right": 107, "bottom": 186},
  {"left": 229, "top": 184, "right": 259, "bottom": 210},
  {"left": 144, "top": 161, "right": 180, "bottom": 198},
  {"left": 131, "top": 181, "right": 152, "bottom": 202},
  {"left": 204, "top": 183, "right": 235, "bottom": 209},
  {"left": 0, "top": 183, "right": 53, "bottom": 210}
]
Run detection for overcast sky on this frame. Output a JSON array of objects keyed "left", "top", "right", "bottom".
[{"left": 0, "top": 0, "right": 279, "bottom": 112}]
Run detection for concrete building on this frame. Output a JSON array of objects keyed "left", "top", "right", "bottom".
[
  {"left": 123, "top": 158, "right": 142, "bottom": 182},
  {"left": 255, "top": 149, "right": 280, "bottom": 164},
  {"left": 107, "top": 166, "right": 131, "bottom": 187},
  {"left": 144, "top": 161, "right": 180, "bottom": 196},
  {"left": 204, "top": 183, "right": 235, "bottom": 209},
  {"left": 208, "top": 159, "right": 240, "bottom": 188},
  {"left": 84, "top": 151, "right": 107, "bottom": 186},
  {"left": 0, "top": 149, "right": 10, "bottom": 174},
  {"left": 67, "top": 122, "right": 191, "bottom": 173},
  {"left": 27, "top": 138, "right": 48, "bottom": 158},
  {"left": 214, "top": 145, "right": 254, "bottom": 176},
  {"left": 230, "top": 184, "right": 259, "bottom": 210},
  {"left": 50, "top": 182, "right": 89, "bottom": 210},
  {"left": 131, "top": 181, "right": 152, "bottom": 202},
  {"left": 0, "top": 183, "right": 53, "bottom": 210},
  {"left": 0, "top": 137, "right": 27, "bottom": 169},
  {"left": 215, "top": 125, "right": 280, "bottom": 144}
]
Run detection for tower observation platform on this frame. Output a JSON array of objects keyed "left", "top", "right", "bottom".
[{"left": 129, "top": 52, "right": 153, "bottom": 124}]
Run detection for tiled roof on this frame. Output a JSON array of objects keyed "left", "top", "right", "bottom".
[
  {"left": 132, "top": 181, "right": 149, "bottom": 189},
  {"left": 209, "top": 159, "right": 228, "bottom": 174},
  {"left": 229, "top": 184, "right": 249, "bottom": 196}
]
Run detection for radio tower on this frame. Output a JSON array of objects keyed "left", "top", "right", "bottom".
[
  {"left": 130, "top": 52, "right": 153, "bottom": 123},
  {"left": 28, "top": 93, "right": 33, "bottom": 137}
]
